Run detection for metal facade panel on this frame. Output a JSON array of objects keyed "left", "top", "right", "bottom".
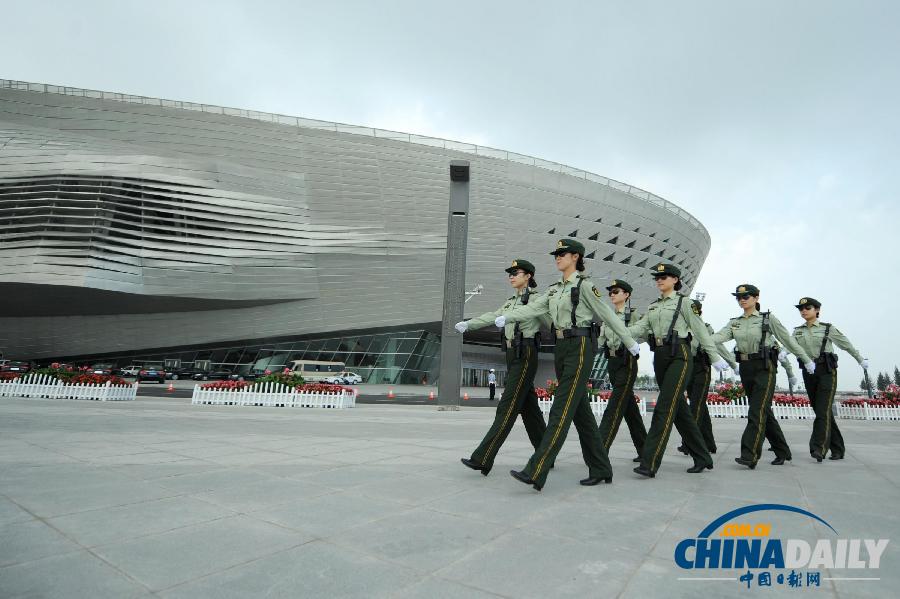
[{"left": 0, "top": 82, "right": 711, "bottom": 359}]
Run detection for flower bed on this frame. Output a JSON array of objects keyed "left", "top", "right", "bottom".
[
  {"left": 772, "top": 393, "right": 810, "bottom": 407},
  {"left": 0, "top": 373, "right": 137, "bottom": 401},
  {"left": 538, "top": 392, "right": 646, "bottom": 418},
  {"left": 192, "top": 380, "right": 356, "bottom": 409}
]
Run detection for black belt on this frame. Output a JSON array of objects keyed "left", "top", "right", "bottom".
[
  {"left": 648, "top": 335, "right": 690, "bottom": 351},
  {"left": 813, "top": 353, "right": 838, "bottom": 364},
  {"left": 735, "top": 350, "right": 774, "bottom": 362},
  {"left": 555, "top": 327, "right": 592, "bottom": 339},
  {"left": 604, "top": 345, "right": 627, "bottom": 358},
  {"left": 505, "top": 336, "right": 538, "bottom": 349}
]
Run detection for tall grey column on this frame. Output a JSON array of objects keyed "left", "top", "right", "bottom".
[{"left": 437, "top": 160, "right": 470, "bottom": 410}]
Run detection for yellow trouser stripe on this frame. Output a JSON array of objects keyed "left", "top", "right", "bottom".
[
  {"left": 821, "top": 368, "right": 837, "bottom": 455},
  {"left": 649, "top": 344, "right": 689, "bottom": 471},
  {"left": 534, "top": 337, "right": 585, "bottom": 479},
  {"left": 604, "top": 354, "right": 635, "bottom": 450},
  {"left": 694, "top": 367, "right": 710, "bottom": 423},
  {"left": 483, "top": 346, "right": 531, "bottom": 463},
  {"left": 751, "top": 365, "right": 776, "bottom": 459}
]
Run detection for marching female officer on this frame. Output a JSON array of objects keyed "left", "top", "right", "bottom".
[
  {"left": 628, "top": 264, "right": 729, "bottom": 478},
  {"left": 678, "top": 299, "right": 738, "bottom": 456},
  {"left": 454, "top": 259, "right": 550, "bottom": 475},
  {"left": 495, "top": 239, "right": 640, "bottom": 491},
  {"left": 792, "top": 297, "right": 868, "bottom": 462},
  {"left": 712, "top": 284, "right": 814, "bottom": 469},
  {"left": 596, "top": 279, "right": 647, "bottom": 462}
]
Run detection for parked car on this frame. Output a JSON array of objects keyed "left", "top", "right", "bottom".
[
  {"left": 90, "top": 363, "right": 116, "bottom": 376},
  {"left": 334, "top": 371, "right": 363, "bottom": 384},
  {"left": 205, "top": 370, "right": 237, "bottom": 381},
  {"left": 120, "top": 365, "right": 142, "bottom": 377},
  {"left": 137, "top": 363, "right": 167, "bottom": 384},
  {"left": 1, "top": 360, "right": 33, "bottom": 374},
  {"left": 166, "top": 367, "right": 209, "bottom": 380}
]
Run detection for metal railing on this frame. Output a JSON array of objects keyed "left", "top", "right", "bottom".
[{"left": 0, "top": 79, "right": 710, "bottom": 246}]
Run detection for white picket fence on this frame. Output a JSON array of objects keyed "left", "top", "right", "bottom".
[
  {"left": 836, "top": 403, "right": 900, "bottom": 421},
  {"left": 705, "top": 398, "right": 815, "bottom": 420},
  {"left": 539, "top": 396, "right": 647, "bottom": 420},
  {"left": 705, "top": 397, "right": 900, "bottom": 421},
  {"left": 191, "top": 382, "right": 357, "bottom": 409},
  {"left": 0, "top": 374, "right": 138, "bottom": 401}
]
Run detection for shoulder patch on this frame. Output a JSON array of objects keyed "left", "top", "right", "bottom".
[
  {"left": 690, "top": 303, "right": 700, "bottom": 315},
  {"left": 592, "top": 286, "right": 602, "bottom": 299}
]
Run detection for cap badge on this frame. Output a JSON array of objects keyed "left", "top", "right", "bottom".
[
  {"left": 557, "top": 240, "right": 565, "bottom": 249},
  {"left": 511, "top": 260, "right": 518, "bottom": 267},
  {"left": 738, "top": 286, "right": 746, "bottom": 292},
  {"left": 800, "top": 298, "right": 808, "bottom": 304},
  {"left": 611, "top": 280, "right": 617, "bottom": 286},
  {"left": 657, "top": 264, "right": 665, "bottom": 272}
]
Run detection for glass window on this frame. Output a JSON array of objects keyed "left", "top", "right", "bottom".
[{"left": 367, "top": 334, "right": 390, "bottom": 355}]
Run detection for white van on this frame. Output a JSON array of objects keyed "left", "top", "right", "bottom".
[{"left": 288, "top": 360, "right": 346, "bottom": 382}]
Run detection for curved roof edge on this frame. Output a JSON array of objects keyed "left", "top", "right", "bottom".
[{"left": 0, "top": 78, "right": 710, "bottom": 249}]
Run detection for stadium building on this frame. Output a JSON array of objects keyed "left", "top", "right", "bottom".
[{"left": 0, "top": 80, "right": 711, "bottom": 385}]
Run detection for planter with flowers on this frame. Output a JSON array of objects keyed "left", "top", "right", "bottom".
[
  {"left": 0, "top": 364, "right": 136, "bottom": 401},
  {"left": 838, "top": 384, "right": 900, "bottom": 421},
  {"left": 192, "top": 368, "right": 357, "bottom": 409},
  {"left": 537, "top": 381, "right": 646, "bottom": 418}
]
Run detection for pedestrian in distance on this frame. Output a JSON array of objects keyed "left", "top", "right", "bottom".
[
  {"left": 712, "top": 284, "right": 814, "bottom": 469},
  {"left": 628, "top": 264, "right": 730, "bottom": 478},
  {"left": 454, "top": 259, "right": 550, "bottom": 475},
  {"left": 496, "top": 239, "right": 640, "bottom": 491},
  {"left": 488, "top": 369, "right": 496, "bottom": 400}
]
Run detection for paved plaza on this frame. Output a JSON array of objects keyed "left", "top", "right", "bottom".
[{"left": 1, "top": 395, "right": 898, "bottom": 598}]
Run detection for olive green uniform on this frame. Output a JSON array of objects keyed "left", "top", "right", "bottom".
[
  {"left": 504, "top": 272, "right": 638, "bottom": 488},
  {"left": 596, "top": 307, "right": 647, "bottom": 455},
  {"left": 680, "top": 323, "right": 738, "bottom": 454},
  {"left": 713, "top": 311, "right": 811, "bottom": 464},
  {"left": 628, "top": 293, "right": 722, "bottom": 474},
  {"left": 792, "top": 319, "right": 862, "bottom": 459},
  {"left": 464, "top": 291, "right": 550, "bottom": 472}
]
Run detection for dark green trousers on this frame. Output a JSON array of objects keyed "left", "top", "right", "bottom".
[
  {"left": 522, "top": 336, "right": 612, "bottom": 488},
  {"left": 470, "top": 345, "right": 547, "bottom": 471},
  {"left": 739, "top": 358, "right": 791, "bottom": 462},
  {"left": 681, "top": 356, "right": 716, "bottom": 453},
  {"left": 803, "top": 364, "right": 844, "bottom": 458},
  {"left": 640, "top": 343, "right": 712, "bottom": 474},
  {"left": 597, "top": 352, "right": 647, "bottom": 454}
]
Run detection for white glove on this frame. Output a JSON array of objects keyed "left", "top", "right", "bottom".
[
  {"left": 454, "top": 321, "right": 468, "bottom": 334},
  {"left": 778, "top": 348, "right": 788, "bottom": 362},
  {"left": 788, "top": 375, "right": 798, "bottom": 387},
  {"left": 804, "top": 361, "right": 816, "bottom": 375},
  {"left": 627, "top": 342, "right": 640, "bottom": 357},
  {"left": 861, "top": 358, "right": 870, "bottom": 370},
  {"left": 494, "top": 315, "right": 506, "bottom": 328},
  {"left": 712, "top": 359, "right": 729, "bottom": 372}
]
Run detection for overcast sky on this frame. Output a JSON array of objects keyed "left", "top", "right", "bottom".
[{"left": 3, "top": 0, "right": 896, "bottom": 390}]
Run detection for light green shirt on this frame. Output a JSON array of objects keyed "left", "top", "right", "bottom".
[
  {"left": 627, "top": 292, "right": 723, "bottom": 363},
  {"left": 597, "top": 306, "right": 637, "bottom": 351},
  {"left": 791, "top": 320, "right": 863, "bottom": 364},
  {"left": 712, "top": 310, "right": 811, "bottom": 364},
  {"left": 503, "top": 272, "right": 637, "bottom": 348},
  {"left": 773, "top": 343, "right": 796, "bottom": 378},
  {"left": 466, "top": 290, "right": 550, "bottom": 338},
  {"left": 691, "top": 322, "right": 738, "bottom": 370}
]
